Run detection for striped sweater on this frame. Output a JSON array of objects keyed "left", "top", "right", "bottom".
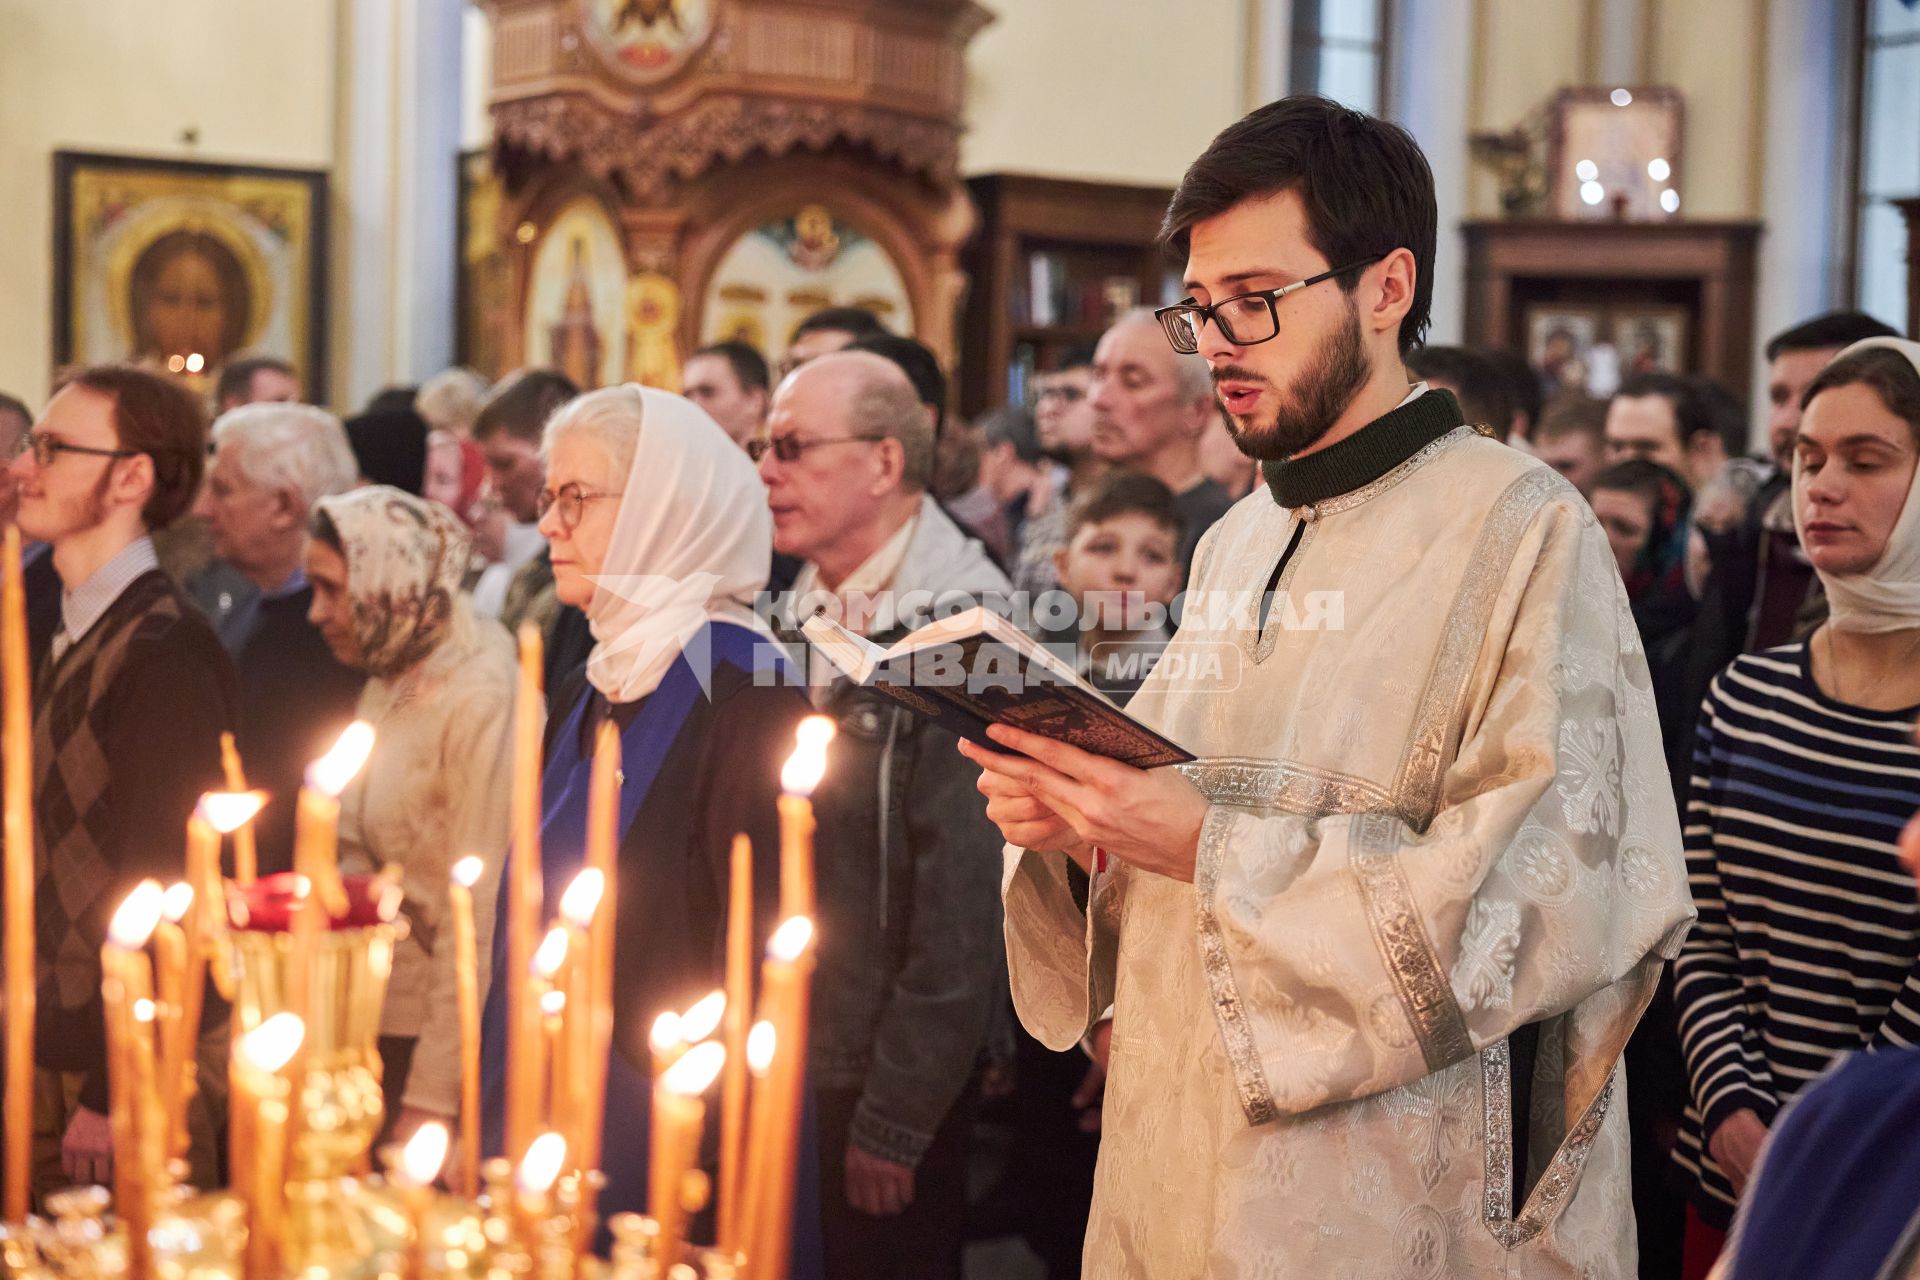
[{"left": 1672, "top": 641, "right": 1920, "bottom": 1226}]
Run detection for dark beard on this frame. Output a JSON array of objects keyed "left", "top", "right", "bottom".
[{"left": 1214, "top": 299, "right": 1371, "bottom": 462}]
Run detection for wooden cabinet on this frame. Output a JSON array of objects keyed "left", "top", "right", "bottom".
[
  {"left": 958, "top": 174, "right": 1177, "bottom": 417},
  {"left": 1895, "top": 197, "right": 1920, "bottom": 340},
  {"left": 1462, "top": 218, "right": 1764, "bottom": 400}
]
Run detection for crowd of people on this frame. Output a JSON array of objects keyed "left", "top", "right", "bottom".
[{"left": 2, "top": 91, "right": 1918, "bottom": 1280}]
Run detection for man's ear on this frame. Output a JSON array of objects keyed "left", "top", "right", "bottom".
[
  {"left": 116, "top": 453, "right": 156, "bottom": 514},
  {"left": 1369, "top": 248, "right": 1417, "bottom": 344},
  {"left": 272, "top": 484, "right": 307, "bottom": 531},
  {"left": 868, "top": 437, "right": 907, "bottom": 497}
]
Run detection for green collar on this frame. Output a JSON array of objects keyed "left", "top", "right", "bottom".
[{"left": 1261, "top": 389, "right": 1465, "bottom": 510}]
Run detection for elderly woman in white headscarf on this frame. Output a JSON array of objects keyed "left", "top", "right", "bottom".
[
  {"left": 478, "top": 385, "right": 813, "bottom": 1244},
  {"left": 305, "top": 485, "right": 516, "bottom": 1142},
  {"left": 1673, "top": 337, "right": 1920, "bottom": 1236}
]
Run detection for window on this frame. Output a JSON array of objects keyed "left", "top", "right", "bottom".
[
  {"left": 1855, "top": 0, "right": 1920, "bottom": 330},
  {"left": 1290, "top": 0, "right": 1390, "bottom": 116}
]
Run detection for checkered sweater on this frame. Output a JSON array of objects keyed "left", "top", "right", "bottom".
[{"left": 31, "top": 569, "right": 236, "bottom": 1110}]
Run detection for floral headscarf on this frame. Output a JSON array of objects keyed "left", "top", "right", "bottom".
[{"left": 312, "top": 485, "right": 472, "bottom": 677}]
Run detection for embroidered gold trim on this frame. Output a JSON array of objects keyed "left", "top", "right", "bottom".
[
  {"left": 1392, "top": 467, "right": 1564, "bottom": 831},
  {"left": 1179, "top": 755, "right": 1391, "bottom": 816},
  {"left": 1349, "top": 811, "right": 1475, "bottom": 1072},
  {"left": 1193, "top": 804, "right": 1279, "bottom": 1125},
  {"left": 1306, "top": 426, "right": 1477, "bottom": 519},
  {"left": 1479, "top": 1037, "right": 1616, "bottom": 1248}
]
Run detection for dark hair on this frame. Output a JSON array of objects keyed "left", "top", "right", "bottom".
[
  {"left": 1532, "top": 393, "right": 1608, "bottom": 446},
  {"left": 1613, "top": 372, "right": 1721, "bottom": 452},
  {"left": 978, "top": 405, "right": 1042, "bottom": 464},
  {"left": 310, "top": 507, "right": 343, "bottom": 555},
  {"left": 1406, "top": 346, "right": 1513, "bottom": 440},
  {"left": 848, "top": 334, "right": 947, "bottom": 436},
  {"left": 1065, "top": 470, "right": 1185, "bottom": 544},
  {"left": 473, "top": 369, "right": 580, "bottom": 445},
  {"left": 128, "top": 230, "right": 251, "bottom": 363},
  {"left": 1688, "top": 375, "right": 1750, "bottom": 460},
  {"left": 1056, "top": 341, "right": 1098, "bottom": 372},
  {"left": 344, "top": 409, "right": 429, "bottom": 495},
  {"left": 1801, "top": 346, "right": 1920, "bottom": 447},
  {"left": 62, "top": 365, "right": 209, "bottom": 528},
  {"left": 791, "top": 306, "right": 885, "bottom": 345},
  {"left": 1478, "top": 347, "right": 1542, "bottom": 433},
  {"left": 363, "top": 385, "right": 420, "bottom": 415},
  {"left": 1764, "top": 311, "right": 1899, "bottom": 362},
  {"left": 1160, "top": 95, "right": 1437, "bottom": 354},
  {"left": 691, "top": 340, "right": 771, "bottom": 394},
  {"left": 0, "top": 392, "right": 30, "bottom": 429},
  {"left": 1590, "top": 457, "right": 1693, "bottom": 597},
  {"left": 213, "top": 354, "right": 296, "bottom": 408}
]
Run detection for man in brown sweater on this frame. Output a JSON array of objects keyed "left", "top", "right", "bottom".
[{"left": 7, "top": 365, "right": 236, "bottom": 1196}]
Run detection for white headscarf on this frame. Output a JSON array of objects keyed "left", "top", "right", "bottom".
[
  {"left": 566, "top": 385, "right": 778, "bottom": 701},
  {"left": 1792, "top": 336, "right": 1920, "bottom": 633}
]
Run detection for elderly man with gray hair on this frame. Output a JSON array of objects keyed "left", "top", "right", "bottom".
[
  {"left": 1089, "top": 308, "right": 1235, "bottom": 575},
  {"left": 190, "top": 402, "right": 365, "bottom": 873},
  {"left": 757, "top": 349, "right": 1009, "bottom": 1280}
]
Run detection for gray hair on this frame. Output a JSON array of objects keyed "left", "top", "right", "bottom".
[
  {"left": 542, "top": 385, "right": 640, "bottom": 482},
  {"left": 846, "top": 362, "right": 935, "bottom": 491},
  {"left": 416, "top": 367, "right": 490, "bottom": 435},
  {"left": 1116, "top": 308, "right": 1213, "bottom": 404},
  {"left": 210, "top": 403, "right": 358, "bottom": 509}
]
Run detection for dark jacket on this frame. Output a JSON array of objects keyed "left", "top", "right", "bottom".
[{"left": 791, "top": 501, "right": 1011, "bottom": 1169}]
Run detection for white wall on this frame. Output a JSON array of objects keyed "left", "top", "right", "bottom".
[
  {"left": 961, "top": 0, "right": 1250, "bottom": 186},
  {"left": 0, "top": 0, "right": 337, "bottom": 405}
]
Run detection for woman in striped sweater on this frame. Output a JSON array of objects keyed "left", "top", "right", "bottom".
[{"left": 1674, "top": 337, "right": 1920, "bottom": 1243}]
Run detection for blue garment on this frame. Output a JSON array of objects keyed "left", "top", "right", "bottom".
[
  {"left": 479, "top": 621, "right": 822, "bottom": 1276},
  {"left": 1726, "top": 1047, "right": 1920, "bottom": 1280}
]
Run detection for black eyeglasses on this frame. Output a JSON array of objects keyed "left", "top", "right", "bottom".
[
  {"left": 746, "top": 434, "right": 887, "bottom": 464},
  {"left": 535, "top": 482, "right": 622, "bottom": 532},
  {"left": 1153, "top": 256, "right": 1386, "bottom": 354},
  {"left": 1035, "top": 384, "right": 1085, "bottom": 404},
  {"left": 15, "top": 430, "right": 138, "bottom": 470}
]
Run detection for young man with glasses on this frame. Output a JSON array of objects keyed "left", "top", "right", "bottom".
[
  {"left": 1011, "top": 353, "right": 1107, "bottom": 599},
  {"left": 6, "top": 365, "right": 237, "bottom": 1196},
  {"left": 965, "top": 95, "right": 1693, "bottom": 1276}
]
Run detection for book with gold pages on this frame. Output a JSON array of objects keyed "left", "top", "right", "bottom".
[{"left": 800, "top": 606, "right": 1193, "bottom": 768}]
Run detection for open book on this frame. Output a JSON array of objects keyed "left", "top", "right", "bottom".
[{"left": 801, "top": 606, "right": 1193, "bottom": 769}]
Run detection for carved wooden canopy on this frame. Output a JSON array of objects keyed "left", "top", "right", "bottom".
[{"left": 483, "top": 0, "right": 992, "bottom": 206}]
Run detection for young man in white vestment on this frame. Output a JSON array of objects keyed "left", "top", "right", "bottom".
[{"left": 960, "top": 95, "right": 1696, "bottom": 1278}]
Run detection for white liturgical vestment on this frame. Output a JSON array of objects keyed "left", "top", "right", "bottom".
[{"left": 1004, "top": 424, "right": 1695, "bottom": 1278}]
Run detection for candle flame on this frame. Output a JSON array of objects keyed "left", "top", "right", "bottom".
[
  {"left": 196, "top": 790, "right": 267, "bottom": 834},
  {"left": 531, "top": 926, "right": 569, "bottom": 980},
  {"left": 399, "top": 1121, "right": 450, "bottom": 1187},
  {"left": 161, "top": 881, "right": 194, "bottom": 924},
  {"left": 307, "top": 721, "right": 376, "bottom": 797},
  {"left": 541, "top": 989, "right": 566, "bottom": 1017},
  {"left": 450, "top": 855, "right": 484, "bottom": 889},
  {"left": 290, "top": 874, "right": 312, "bottom": 900},
  {"left": 558, "top": 867, "right": 604, "bottom": 928},
  {"left": 650, "top": 1011, "right": 682, "bottom": 1055},
  {"left": 747, "top": 1021, "right": 776, "bottom": 1075},
  {"left": 780, "top": 716, "right": 836, "bottom": 796},
  {"left": 134, "top": 998, "right": 156, "bottom": 1022},
  {"left": 108, "top": 880, "right": 166, "bottom": 948},
  {"left": 678, "top": 989, "right": 726, "bottom": 1043},
  {"left": 662, "top": 1040, "right": 726, "bottom": 1096},
  {"left": 517, "top": 1132, "right": 567, "bottom": 1195},
  {"left": 238, "top": 1013, "right": 305, "bottom": 1073},
  {"left": 768, "top": 916, "right": 814, "bottom": 963}
]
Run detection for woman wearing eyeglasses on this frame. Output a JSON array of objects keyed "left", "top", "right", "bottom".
[
  {"left": 304, "top": 485, "right": 517, "bottom": 1151},
  {"left": 478, "top": 385, "right": 819, "bottom": 1264}
]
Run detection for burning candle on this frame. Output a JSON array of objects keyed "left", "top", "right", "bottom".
[
  {"left": 218, "top": 734, "right": 260, "bottom": 886},
  {"left": 718, "top": 835, "right": 753, "bottom": 1254},
  {"left": 395, "top": 1120, "right": 449, "bottom": 1280},
  {"left": 104, "top": 881, "right": 166, "bottom": 1279},
  {"left": 505, "top": 624, "right": 545, "bottom": 1165},
  {"left": 234, "top": 1014, "right": 303, "bottom": 1280},
  {"left": 2, "top": 526, "right": 35, "bottom": 1222},
  {"left": 530, "top": 926, "right": 569, "bottom": 1133},
  {"left": 678, "top": 989, "right": 726, "bottom": 1047},
  {"left": 153, "top": 883, "right": 194, "bottom": 1164},
  {"left": 650, "top": 1012, "right": 683, "bottom": 1078},
  {"left": 745, "top": 918, "right": 815, "bottom": 1280},
  {"left": 448, "top": 855, "right": 484, "bottom": 1198},
  {"left": 737, "top": 1021, "right": 777, "bottom": 1277},
  {"left": 557, "top": 867, "right": 603, "bottom": 1169},
  {"left": 581, "top": 722, "right": 619, "bottom": 1179},
  {"left": 777, "top": 717, "right": 834, "bottom": 921},
  {"left": 650, "top": 1041, "right": 725, "bottom": 1273},
  {"left": 191, "top": 792, "right": 266, "bottom": 1003},
  {"left": 514, "top": 1130, "right": 567, "bottom": 1252}
]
